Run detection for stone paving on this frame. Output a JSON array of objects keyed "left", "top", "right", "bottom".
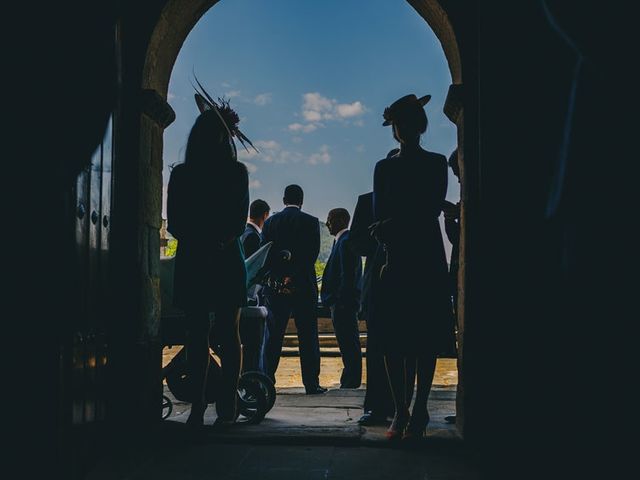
[
  {"left": 127, "top": 387, "right": 476, "bottom": 480},
  {"left": 164, "top": 386, "right": 458, "bottom": 444},
  {"left": 137, "top": 348, "right": 475, "bottom": 479}
]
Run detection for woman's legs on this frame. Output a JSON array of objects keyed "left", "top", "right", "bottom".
[
  {"left": 409, "top": 349, "right": 438, "bottom": 430},
  {"left": 186, "top": 309, "right": 212, "bottom": 425},
  {"left": 384, "top": 354, "right": 410, "bottom": 436},
  {"left": 212, "top": 305, "right": 242, "bottom": 421}
]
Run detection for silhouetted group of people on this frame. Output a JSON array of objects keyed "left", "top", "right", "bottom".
[{"left": 167, "top": 90, "right": 459, "bottom": 439}]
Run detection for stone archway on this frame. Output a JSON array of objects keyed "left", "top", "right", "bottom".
[{"left": 138, "top": 0, "right": 470, "bottom": 434}]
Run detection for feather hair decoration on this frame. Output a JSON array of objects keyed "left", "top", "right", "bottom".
[{"left": 191, "top": 75, "right": 259, "bottom": 154}]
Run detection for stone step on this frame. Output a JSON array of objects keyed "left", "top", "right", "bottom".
[
  {"left": 281, "top": 346, "right": 362, "bottom": 357},
  {"left": 283, "top": 333, "right": 367, "bottom": 348},
  {"left": 286, "top": 317, "right": 367, "bottom": 335}
]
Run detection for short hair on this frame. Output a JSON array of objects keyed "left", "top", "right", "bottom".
[
  {"left": 328, "top": 208, "right": 351, "bottom": 226},
  {"left": 283, "top": 184, "right": 304, "bottom": 206},
  {"left": 249, "top": 199, "right": 270, "bottom": 219}
]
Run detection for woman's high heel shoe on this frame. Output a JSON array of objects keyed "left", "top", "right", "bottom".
[
  {"left": 402, "top": 412, "right": 429, "bottom": 441},
  {"left": 385, "top": 413, "right": 409, "bottom": 440}
]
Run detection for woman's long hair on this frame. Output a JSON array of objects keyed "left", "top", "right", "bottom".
[{"left": 184, "top": 109, "right": 236, "bottom": 168}]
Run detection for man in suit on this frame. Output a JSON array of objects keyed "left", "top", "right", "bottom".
[
  {"left": 240, "top": 199, "right": 270, "bottom": 372},
  {"left": 350, "top": 191, "right": 393, "bottom": 424},
  {"left": 321, "top": 208, "right": 363, "bottom": 388},
  {"left": 241, "top": 199, "right": 270, "bottom": 258},
  {"left": 262, "top": 185, "right": 326, "bottom": 394}
]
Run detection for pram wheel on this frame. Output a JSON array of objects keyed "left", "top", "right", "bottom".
[
  {"left": 162, "top": 395, "right": 173, "bottom": 420},
  {"left": 240, "top": 371, "right": 276, "bottom": 412},
  {"left": 237, "top": 374, "right": 268, "bottom": 424}
]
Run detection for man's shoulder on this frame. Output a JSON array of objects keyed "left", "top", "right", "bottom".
[
  {"left": 298, "top": 210, "right": 318, "bottom": 224},
  {"left": 358, "top": 192, "right": 373, "bottom": 203},
  {"left": 243, "top": 223, "right": 258, "bottom": 235}
]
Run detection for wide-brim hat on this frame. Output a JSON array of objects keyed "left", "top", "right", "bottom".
[{"left": 382, "top": 94, "right": 431, "bottom": 126}]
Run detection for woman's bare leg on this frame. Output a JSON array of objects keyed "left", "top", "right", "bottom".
[
  {"left": 186, "top": 310, "right": 211, "bottom": 425},
  {"left": 409, "top": 350, "right": 438, "bottom": 430},
  {"left": 384, "top": 354, "right": 410, "bottom": 435},
  {"left": 213, "top": 306, "right": 242, "bottom": 421},
  {"left": 405, "top": 356, "right": 417, "bottom": 409}
]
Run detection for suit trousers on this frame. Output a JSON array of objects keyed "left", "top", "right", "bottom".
[
  {"left": 331, "top": 305, "right": 363, "bottom": 388},
  {"left": 265, "top": 292, "right": 321, "bottom": 389}
]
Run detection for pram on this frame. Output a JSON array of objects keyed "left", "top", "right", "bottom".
[{"left": 160, "top": 242, "right": 286, "bottom": 424}]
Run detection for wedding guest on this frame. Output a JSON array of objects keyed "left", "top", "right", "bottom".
[
  {"left": 240, "top": 199, "right": 271, "bottom": 373},
  {"left": 262, "top": 185, "right": 326, "bottom": 394},
  {"left": 241, "top": 199, "right": 270, "bottom": 258},
  {"left": 321, "top": 208, "right": 363, "bottom": 388},
  {"left": 371, "top": 93, "right": 454, "bottom": 440},
  {"left": 167, "top": 97, "right": 250, "bottom": 429}
]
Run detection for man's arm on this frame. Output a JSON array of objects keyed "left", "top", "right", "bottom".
[
  {"left": 337, "top": 239, "right": 361, "bottom": 308},
  {"left": 350, "top": 195, "right": 377, "bottom": 258}
]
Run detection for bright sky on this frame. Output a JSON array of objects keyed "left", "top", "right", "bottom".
[{"left": 163, "top": 0, "right": 459, "bottom": 226}]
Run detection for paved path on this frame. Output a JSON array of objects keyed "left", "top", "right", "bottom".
[
  {"left": 163, "top": 387, "right": 458, "bottom": 444},
  {"left": 117, "top": 388, "right": 476, "bottom": 480}
]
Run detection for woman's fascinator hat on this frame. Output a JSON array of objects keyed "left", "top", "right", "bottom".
[
  {"left": 192, "top": 75, "right": 259, "bottom": 155},
  {"left": 382, "top": 94, "right": 431, "bottom": 126}
]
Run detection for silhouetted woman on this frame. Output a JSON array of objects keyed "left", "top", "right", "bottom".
[
  {"left": 167, "top": 106, "right": 249, "bottom": 428},
  {"left": 371, "top": 94, "right": 453, "bottom": 440}
]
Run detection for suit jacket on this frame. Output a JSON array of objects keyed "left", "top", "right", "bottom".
[
  {"left": 349, "top": 192, "right": 379, "bottom": 316},
  {"left": 321, "top": 231, "right": 362, "bottom": 310},
  {"left": 241, "top": 223, "right": 262, "bottom": 258},
  {"left": 261, "top": 206, "right": 320, "bottom": 297}
]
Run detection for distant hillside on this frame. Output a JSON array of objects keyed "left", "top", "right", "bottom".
[{"left": 318, "top": 222, "right": 333, "bottom": 262}]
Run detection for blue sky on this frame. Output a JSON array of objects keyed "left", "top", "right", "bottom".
[{"left": 163, "top": 0, "right": 459, "bottom": 224}]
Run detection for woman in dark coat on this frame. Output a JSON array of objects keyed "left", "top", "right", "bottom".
[
  {"left": 372, "top": 94, "right": 453, "bottom": 440},
  {"left": 167, "top": 107, "right": 249, "bottom": 428}
]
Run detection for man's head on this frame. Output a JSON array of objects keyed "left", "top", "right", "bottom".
[
  {"left": 326, "top": 208, "right": 351, "bottom": 236},
  {"left": 249, "top": 199, "right": 270, "bottom": 228},
  {"left": 448, "top": 148, "right": 460, "bottom": 181},
  {"left": 283, "top": 184, "right": 304, "bottom": 207}
]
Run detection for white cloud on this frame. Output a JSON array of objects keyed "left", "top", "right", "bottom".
[
  {"left": 356, "top": 145, "right": 365, "bottom": 153},
  {"left": 167, "top": 92, "right": 176, "bottom": 101},
  {"left": 288, "top": 123, "right": 318, "bottom": 133},
  {"left": 254, "top": 93, "right": 272, "bottom": 106},
  {"left": 225, "top": 90, "right": 241, "bottom": 98},
  {"left": 292, "top": 136, "right": 303, "bottom": 144},
  {"left": 302, "top": 110, "right": 323, "bottom": 122},
  {"left": 244, "top": 161, "right": 258, "bottom": 173},
  {"left": 336, "top": 101, "right": 365, "bottom": 118},
  {"left": 292, "top": 92, "right": 367, "bottom": 135},
  {"left": 249, "top": 179, "right": 262, "bottom": 189},
  {"left": 308, "top": 145, "right": 331, "bottom": 165},
  {"left": 303, "top": 92, "right": 334, "bottom": 113}
]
